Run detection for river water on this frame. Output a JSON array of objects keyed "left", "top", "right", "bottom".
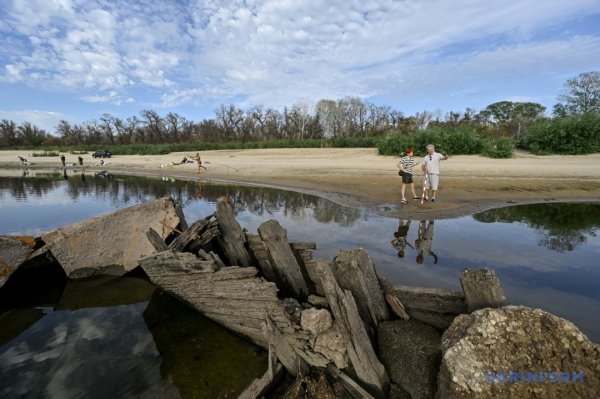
[{"left": 1, "top": 169, "right": 599, "bottom": 397}]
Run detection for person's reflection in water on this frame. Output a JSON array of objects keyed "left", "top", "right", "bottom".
[
  {"left": 416, "top": 220, "right": 438, "bottom": 264},
  {"left": 80, "top": 171, "right": 86, "bottom": 182},
  {"left": 63, "top": 168, "right": 68, "bottom": 180},
  {"left": 391, "top": 217, "right": 414, "bottom": 258}
]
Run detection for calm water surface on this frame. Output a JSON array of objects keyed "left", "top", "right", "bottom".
[{"left": 1, "top": 169, "right": 599, "bottom": 397}]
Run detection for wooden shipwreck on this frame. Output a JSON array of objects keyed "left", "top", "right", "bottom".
[{"left": 137, "top": 197, "right": 510, "bottom": 399}]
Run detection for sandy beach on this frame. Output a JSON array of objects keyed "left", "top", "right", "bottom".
[{"left": 2, "top": 148, "right": 600, "bottom": 218}]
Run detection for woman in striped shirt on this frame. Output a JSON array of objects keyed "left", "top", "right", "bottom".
[{"left": 396, "top": 147, "right": 419, "bottom": 203}]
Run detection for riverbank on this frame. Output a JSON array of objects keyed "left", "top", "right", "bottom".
[{"left": 2, "top": 148, "right": 600, "bottom": 218}]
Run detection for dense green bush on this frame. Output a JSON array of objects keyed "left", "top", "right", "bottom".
[
  {"left": 482, "top": 137, "right": 515, "bottom": 158},
  {"left": 521, "top": 113, "right": 600, "bottom": 155},
  {"left": 377, "top": 126, "right": 509, "bottom": 158}
]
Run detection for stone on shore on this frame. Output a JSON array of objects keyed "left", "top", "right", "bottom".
[
  {"left": 0, "top": 235, "right": 36, "bottom": 288},
  {"left": 378, "top": 319, "right": 442, "bottom": 399},
  {"left": 437, "top": 306, "right": 600, "bottom": 399},
  {"left": 41, "top": 197, "right": 180, "bottom": 278}
]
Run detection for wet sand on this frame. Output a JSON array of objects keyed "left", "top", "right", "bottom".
[{"left": 2, "top": 148, "right": 600, "bottom": 218}]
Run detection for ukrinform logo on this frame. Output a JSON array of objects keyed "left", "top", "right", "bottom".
[{"left": 484, "top": 371, "right": 585, "bottom": 383}]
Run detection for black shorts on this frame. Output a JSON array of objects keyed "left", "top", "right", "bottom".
[{"left": 401, "top": 172, "right": 413, "bottom": 184}]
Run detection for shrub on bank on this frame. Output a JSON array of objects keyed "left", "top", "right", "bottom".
[
  {"left": 377, "top": 127, "right": 509, "bottom": 158},
  {"left": 521, "top": 113, "right": 600, "bottom": 155}
]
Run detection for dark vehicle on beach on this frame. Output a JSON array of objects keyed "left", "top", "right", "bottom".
[{"left": 92, "top": 150, "right": 112, "bottom": 158}]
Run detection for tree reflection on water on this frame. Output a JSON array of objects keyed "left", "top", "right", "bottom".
[
  {"left": 474, "top": 203, "right": 600, "bottom": 252},
  {"left": 0, "top": 170, "right": 362, "bottom": 226}
]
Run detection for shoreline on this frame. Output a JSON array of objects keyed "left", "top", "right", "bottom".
[{"left": 2, "top": 148, "right": 600, "bottom": 218}]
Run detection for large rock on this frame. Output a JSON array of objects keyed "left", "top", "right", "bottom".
[
  {"left": 0, "top": 235, "right": 36, "bottom": 288},
  {"left": 438, "top": 306, "right": 600, "bottom": 398},
  {"left": 378, "top": 319, "right": 442, "bottom": 399},
  {"left": 41, "top": 197, "right": 180, "bottom": 278}
]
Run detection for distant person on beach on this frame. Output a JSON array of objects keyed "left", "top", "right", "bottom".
[
  {"left": 421, "top": 144, "right": 448, "bottom": 203},
  {"left": 391, "top": 218, "right": 414, "bottom": 258},
  {"left": 190, "top": 152, "right": 207, "bottom": 172},
  {"left": 415, "top": 220, "right": 438, "bottom": 264},
  {"left": 78, "top": 156, "right": 83, "bottom": 166},
  {"left": 60, "top": 154, "right": 66, "bottom": 167},
  {"left": 396, "top": 147, "right": 419, "bottom": 204},
  {"left": 18, "top": 156, "right": 27, "bottom": 165}
]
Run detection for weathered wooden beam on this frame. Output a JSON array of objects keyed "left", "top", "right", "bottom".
[
  {"left": 290, "top": 242, "right": 317, "bottom": 251},
  {"left": 216, "top": 197, "right": 252, "bottom": 267},
  {"left": 197, "top": 249, "right": 226, "bottom": 269},
  {"left": 247, "top": 233, "right": 278, "bottom": 282},
  {"left": 188, "top": 222, "right": 220, "bottom": 253},
  {"left": 168, "top": 219, "right": 209, "bottom": 252},
  {"left": 146, "top": 228, "right": 169, "bottom": 252},
  {"left": 262, "top": 315, "right": 309, "bottom": 377},
  {"left": 258, "top": 220, "right": 310, "bottom": 300},
  {"left": 377, "top": 277, "right": 409, "bottom": 320},
  {"left": 327, "top": 364, "right": 376, "bottom": 399},
  {"left": 139, "top": 251, "right": 293, "bottom": 347},
  {"left": 392, "top": 284, "right": 467, "bottom": 315},
  {"left": 318, "top": 262, "right": 389, "bottom": 398},
  {"left": 331, "top": 249, "right": 390, "bottom": 329},
  {"left": 459, "top": 268, "right": 508, "bottom": 312},
  {"left": 293, "top": 249, "right": 323, "bottom": 296},
  {"left": 174, "top": 202, "right": 188, "bottom": 231}
]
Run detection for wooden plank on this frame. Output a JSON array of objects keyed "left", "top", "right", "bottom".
[
  {"left": 392, "top": 284, "right": 467, "bottom": 314},
  {"left": 246, "top": 233, "right": 278, "bottom": 282},
  {"left": 290, "top": 242, "right": 317, "bottom": 251},
  {"left": 188, "top": 223, "right": 220, "bottom": 253},
  {"left": 139, "top": 251, "right": 293, "bottom": 347},
  {"left": 216, "top": 197, "right": 252, "bottom": 267},
  {"left": 168, "top": 219, "right": 209, "bottom": 252},
  {"left": 318, "top": 262, "right": 389, "bottom": 398},
  {"left": 146, "top": 228, "right": 168, "bottom": 252},
  {"left": 331, "top": 249, "right": 390, "bottom": 329},
  {"left": 459, "top": 268, "right": 508, "bottom": 312},
  {"left": 174, "top": 202, "right": 188, "bottom": 231},
  {"left": 258, "top": 219, "right": 310, "bottom": 300},
  {"left": 262, "top": 315, "right": 309, "bottom": 378},
  {"left": 326, "top": 364, "right": 376, "bottom": 399},
  {"left": 377, "top": 277, "right": 409, "bottom": 320}
]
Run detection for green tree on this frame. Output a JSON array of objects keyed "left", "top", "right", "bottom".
[{"left": 556, "top": 71, "right": 600, "bottom": 115}]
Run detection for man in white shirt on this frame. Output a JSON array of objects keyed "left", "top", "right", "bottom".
[{"left": 421, "top": 144, "right": 448, "bottom": 203}]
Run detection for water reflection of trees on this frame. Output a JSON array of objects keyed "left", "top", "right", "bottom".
[
  {"left": 0, "top": 173, "right": 362, "bottom": 226},
  {"left": 474, "top": 203, "right": 600, "bottom": 252}
]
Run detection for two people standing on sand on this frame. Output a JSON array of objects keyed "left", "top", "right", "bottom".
[{"left": 397, "top": 144, "right": 448, "bottom": 204}]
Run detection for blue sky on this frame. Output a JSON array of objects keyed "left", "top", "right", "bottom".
[{"left": 1, "top": 0, "right": 599, "bottom": 133}]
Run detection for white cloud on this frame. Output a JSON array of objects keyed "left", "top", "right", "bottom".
[
  {"left": 0, "top": 109, "right": 67, "bottom": 131},
  {"left": 0, "top": 0, "right": 599, "bottom": 113}
]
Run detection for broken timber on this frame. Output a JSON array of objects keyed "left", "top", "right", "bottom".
[
  {"left": 139, "top": 250, "right": 293, "bottom": 348},
  {"left": 459, "top": 268, "right": 508, "bottom": 312},
  {"left": 257, "top": 219, "right": 310, "bottom": 299},
  {"left": 216, "top": 198, "right": 252, "bottom": 267}
]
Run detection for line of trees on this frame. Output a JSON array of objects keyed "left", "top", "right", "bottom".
[{"left": 0, "top": 71, "right": 598, "bottom": 149}]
